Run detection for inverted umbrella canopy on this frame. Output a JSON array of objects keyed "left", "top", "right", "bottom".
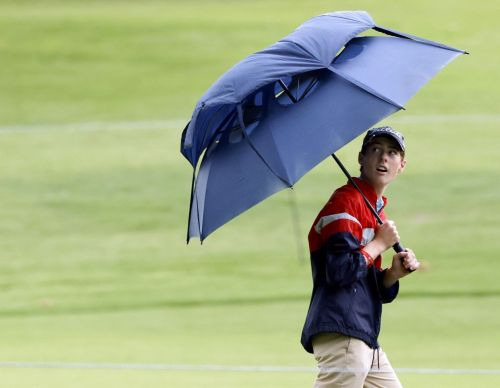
[{"left": 181, "top": 11, "right": 466, "bottom": 242}]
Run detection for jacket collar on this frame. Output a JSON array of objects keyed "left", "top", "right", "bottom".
[{"left": 350, "top": 177, "right": 387, "bottom": 212}]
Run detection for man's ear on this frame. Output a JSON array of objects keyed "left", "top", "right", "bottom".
[
  {"left": 358, "top": 151, "right": 364, "bottom": 167},
  {"left": 398, "top": 158, "right": 407, "bottom": 174}
]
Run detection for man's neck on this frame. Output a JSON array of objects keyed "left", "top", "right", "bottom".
[{"left": 359, "top": 174, "right": 386, "bottom": 199}]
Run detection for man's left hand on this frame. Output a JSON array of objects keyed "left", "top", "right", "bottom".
[{"left": 383, "top": 248, "right": 420, "bottom": 287}]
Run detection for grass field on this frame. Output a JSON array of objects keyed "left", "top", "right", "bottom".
[{"left": 1, "top": 1, "right": 499, "bottom": 387}]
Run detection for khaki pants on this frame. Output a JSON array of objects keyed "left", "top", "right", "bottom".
[{"left": 312, "top": 333, "right": 402, "bottom": 388}]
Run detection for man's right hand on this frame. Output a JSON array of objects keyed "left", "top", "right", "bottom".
[
  {"left": 362, "top": 220, "right": 400, "bottom": 260},
  {"left": 375, "top": 220, "right": 400, "bottom": 250}
]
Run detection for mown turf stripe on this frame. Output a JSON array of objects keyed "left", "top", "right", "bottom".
[
  {"left": 0, "top": 119, "right": 186, "bottom": 133},
  {"left": 0, "top": 114, "right": 498, "bottom": 133},
  {"left": 0, "top": 362, "right": 499, "bottom": 375},
  {"left": 0, "top": 290, "right": 498, "bottom": 318}
]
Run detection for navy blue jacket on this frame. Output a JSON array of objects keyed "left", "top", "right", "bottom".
[{"left": 301, "top": 178, "right": 399, "bottom": 353}]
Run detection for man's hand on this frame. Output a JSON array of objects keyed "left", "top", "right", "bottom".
[
  {"left": 376, "top": 220, "right": 400, "bottom": 250},
  {"left": 362, "top": 220, "right": 400, "bottom": 260},
  {"left": 383, "top": 248, "right": 420, "bottom": 288}
]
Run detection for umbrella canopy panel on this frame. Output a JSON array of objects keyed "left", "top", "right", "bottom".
[{"left": 330, "top": 36, "right": 463, "bottom": 107}]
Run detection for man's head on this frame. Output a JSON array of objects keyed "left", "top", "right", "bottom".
[
  {"left": 361, "top": 126, "right": 406, "bottom": 156},
  {"left": 358, "top": 126, "right": 406, "bottom": 194}
]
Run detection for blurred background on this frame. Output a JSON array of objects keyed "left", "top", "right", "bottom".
[{"left": 0, "top": 0, "right": 499, "bottom": 386}]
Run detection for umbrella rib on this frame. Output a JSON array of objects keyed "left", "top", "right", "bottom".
[
  {"left": 186, "top": 168, "right": 196, "bottom": 243},
  {"left": 236, "top": 105, "right": 292, "bottom": 187},
  {"left": 278, "top": 80, "right": 298, "bottom": 104},
  {"left": 328, "top": 66, "right": 404, "bottom": 110},
  {"left": 373, "top": 26, "right": 468, "bottom": 54},
  {"left": 299, "top": 77, "right": 319, "bottom": 101}
]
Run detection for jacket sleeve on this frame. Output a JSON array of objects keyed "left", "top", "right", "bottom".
[
  {"left": 323, "top": 231, "right": 368, "bottom": 287},
  {"left": 376, "top": 269, "right": 399, "bottom": 303}
]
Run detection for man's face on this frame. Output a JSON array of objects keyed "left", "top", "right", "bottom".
[{"left": 358, "top": 136, "right": 406, "bottom": 191}]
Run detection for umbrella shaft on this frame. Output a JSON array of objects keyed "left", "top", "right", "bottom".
[{"left": 330, "top": 154, "right": 405, "bottom": 255}]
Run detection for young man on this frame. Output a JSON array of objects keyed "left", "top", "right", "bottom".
[{"left": 301, "top": 126, "right": 420, "bottom": 387}]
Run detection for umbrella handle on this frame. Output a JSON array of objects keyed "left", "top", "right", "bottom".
[{"left": 393, "top": 242, "right": 404, "bottom": 253}]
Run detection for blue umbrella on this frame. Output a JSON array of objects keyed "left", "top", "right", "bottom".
[{"left": 181, "top": 11, "right": 466, "bottom": 242}]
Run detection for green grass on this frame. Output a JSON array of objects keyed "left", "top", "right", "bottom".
[
  {"left": 1, "top": 0, "right": 497, "bottom": 124},
  {"left": 1, "top": 0, "right": 499, "bottom": 387}
]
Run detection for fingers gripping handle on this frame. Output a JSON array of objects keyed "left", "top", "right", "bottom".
[{"left": 392, "top": 242, "right": 415, "bottom": 273}]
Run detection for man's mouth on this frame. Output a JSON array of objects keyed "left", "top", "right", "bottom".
[{"left": 376, "top": 166, "right": 388, "bottom": 173}]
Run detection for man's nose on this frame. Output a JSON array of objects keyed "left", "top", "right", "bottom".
[{"left": 378, "top": 151, "right": 388, "bottom": 161}]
